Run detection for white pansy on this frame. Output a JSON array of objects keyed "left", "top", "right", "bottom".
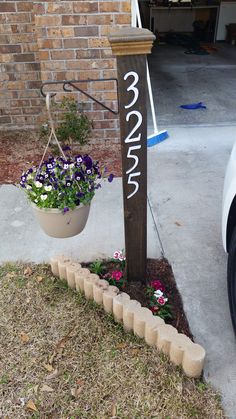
[
  {"left": 44, "top": 185, "right": 52, "bottom": 192},
  {"left": 26, "top": 185, "right": 32, "bottom": 190},
  {"left": 40, "top": 194, "right": 47, "bottom": 201},
  {"left": 27, "top": 174, "right": 33, "bottom": 180},
  {"left": 35, "top": 181, "right": 43, "bottom": 188},
  {"left": 154, "top": 290, "right": 163, "bottom": 298}
]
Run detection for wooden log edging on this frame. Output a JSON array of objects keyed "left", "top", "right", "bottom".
[{"left": 50, "top": 255, "right": 206, "bottom": 378}]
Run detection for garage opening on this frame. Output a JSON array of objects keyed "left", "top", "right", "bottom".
[{"left": 133, "top": 0, "right": 236, "bottom": 128}]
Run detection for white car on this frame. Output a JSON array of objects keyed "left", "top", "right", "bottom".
[{"left": 222, "top": 141, "right": 236, "bottom": 335}]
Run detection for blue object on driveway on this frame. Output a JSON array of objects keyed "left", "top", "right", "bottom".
[{"left": 180, "top": 102, "right": 207, "bottom": 110}]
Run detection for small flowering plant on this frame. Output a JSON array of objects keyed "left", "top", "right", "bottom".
[
  {"left": 19, "top": 154, "right": 114, "bottom": 211},
  {"left": 102, "top": 250, "right": 126, "bottom": 290},
  {"left": 111, "top": 249, "right": 126, "bottom": 270},
  {"left": 146, "top": 279, "right": 172, "bottom": 320}
]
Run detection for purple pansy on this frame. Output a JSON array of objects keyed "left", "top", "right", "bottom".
[
  {"left": 108, "top": 174, "right": 114, "bottom": 183},
  {"left": 74, "top": 171, "right": 85, "bottom": 181},
  {"left": 83, "top": 155, "right": 93, "bottom": 169},
  {"left": 76, "top": 155, "right": 83, "bottom": 165}
]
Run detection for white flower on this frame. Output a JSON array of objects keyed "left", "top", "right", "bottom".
[
  {"left": 35, "top": 181, "right": 42, "bottom": 188},
  {"left": 154, "top": 290, "right": 163, "bottom": 298},
  {"left": 44, "top": 185, "right": 52, "bottom": 192},
  {"left": 40, "top": 194, "right": 47, "bottom": 201},
  {"left": 27, "top": 174, "right": 33, "bottom": 180},
  {"left": 26, "top": 185, "right": 32, "bottom": 190},
  {"left": 113, "top": 250, "right": 121, "bottom": 259}
]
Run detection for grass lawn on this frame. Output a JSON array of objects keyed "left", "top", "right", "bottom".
[{"left": 0, "top": 263, "right": 224, "bottom": 418}]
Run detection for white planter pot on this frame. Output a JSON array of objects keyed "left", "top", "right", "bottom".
[{"left": 31, "top": 203, "right": 90, "bottom": 238}]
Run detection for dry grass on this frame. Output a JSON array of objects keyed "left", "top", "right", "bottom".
[{"left": 0, "top": 263, "right": 224, "bottom": 419}]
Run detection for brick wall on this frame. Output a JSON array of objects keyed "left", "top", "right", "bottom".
[
  {"left": 0, "top": 1, "right": 42, "bottom": 128},
  {"left": 0, "top": 1, "right": 131, "bottom": 143}
]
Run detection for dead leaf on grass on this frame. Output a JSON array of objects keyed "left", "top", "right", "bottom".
[
  {"left": 116, "top": 343, "right": 128, "bottom": 350},
  {"left": 24, "top": 266, "right": 33, "bottom": 276},
  {"left": 71, "top": 386, "right": 83, "bottom": 398},
  {"left": 20, "top": 332, "right": 30, "bottom": 344},
  {"left": 131, "top": 348, "right": 140, "bottom": 356},
  {"left": 41, "top": 384, "right": 54, "bottom": 393},
  {"left": 36, "top": 275, "right": 43, "bottom": 283},
  {"left": 33, "top": 385, "right": 39, "bottom": 395},
  {"left": 26, "top": 399, "right": 38, "bottom": 412},
  {"left": 76, "top": 378, "right": 85, "bottom": 386},
  {"left": 46, "top": 368, "right": 60, "bottom": 380},
  {"left": 43, "top": 363, "right": 53, "bottom": 372},
  {"left": 6, "top": 272, "right": 16, "bottom": 279},
  {"left": 111, "top": 401, "right": 117, "bottom": 417}
]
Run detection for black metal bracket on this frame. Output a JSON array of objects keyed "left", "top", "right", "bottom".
[{"left": 40, "top": 78, "right": 119, "bottom": 115}]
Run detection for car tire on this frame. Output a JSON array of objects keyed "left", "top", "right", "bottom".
[{"left": 227, "top": 226, "right": 236, "bottom": 336}]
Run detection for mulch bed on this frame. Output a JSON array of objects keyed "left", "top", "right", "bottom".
[
  {"left": 0, "top": 130, "right": 122, "bottom": 184},
  {"left": 84, "top": 258, "right": 193, "bottom": 340}
]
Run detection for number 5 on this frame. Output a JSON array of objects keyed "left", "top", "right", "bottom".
[{"left": 127, "top": 172, "right": 141, "bottom": 199}]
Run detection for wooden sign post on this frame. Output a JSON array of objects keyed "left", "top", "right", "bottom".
[{"left": 109, "top": 28, "right": 155, "bottom": 282}]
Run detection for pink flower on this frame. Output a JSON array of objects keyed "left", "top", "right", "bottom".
[
  {"left": 113, "top": 250, "right": 121, "bottom": 260},
  {"left": 151, "top": 306, "right": 159, "bottom": 313},
  {"left": 111, "top": 270, "right": 123, "bottom": 281},
  {"left": 150, "top": 280, "right": 165, "bottom": 292},
  {"left": 158, "top": 296, "right": 166, "bottom": 306}
]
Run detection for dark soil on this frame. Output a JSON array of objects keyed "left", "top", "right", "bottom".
[
  {"left": 0, "top": 130, "right": 122, "bottom": 185},
  {"left": 85, "top": 258, "right": 193, "bottom": 340}
]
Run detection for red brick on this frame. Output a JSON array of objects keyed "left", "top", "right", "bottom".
[
  {"left": 74, "top": 27, "right": 99, "bottom": 37},
  {"left": 114, "top": 14, "right": 131, "bottom": 24},
  {"left": 63, "top": 38, "right": 88, "bottom": 49},
  {"left": 17, "top": 2, "right": 33, "bottom": 12},
  {"left": 87, "top": 15, "right": 112, "bottom": 25},
  {"left": 73, "top": 2, "right": 98, "bottom": 13},
  {"left": 99, "top": 2, "right": 120, "bottom": 13},
  {"left": 0, "top": 44, "right": 21, "bottom": 54},
  {"left": 51, "top": 50, "right": 75, "bottom": 60},
  {"left": 62, "top": 15, "right": 87, "bottom": 26},
  {"left": 76, "top": 49, "right": 101, "bottom": 59},
  {"left": 47, "top": 2, "right": 73, "bottom": 14},
  {"left": 37, "top": 38, "right": 62, "bottom": 49},
  {"left": 0, "top": 3, "right": 16, "bottom": 12},
  {"left": 35, "top": 15, "right": 61, "bottom": 27},
  {"left": 14, "top": 53, "right": 35, "bottom": 62},
  {"left": 0, "top": 116, "right": 11, "bottom": 124}
]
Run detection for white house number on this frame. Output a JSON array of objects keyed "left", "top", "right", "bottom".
[{"left": 124, "top": 71, "right": 142, "bottom": 200}]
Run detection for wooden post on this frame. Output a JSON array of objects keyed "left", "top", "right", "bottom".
[{"left": 109, "top": 28, "right": 155, "bottom": 282}]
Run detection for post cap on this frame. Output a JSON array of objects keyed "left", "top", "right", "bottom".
[{"left": 108, "top": 27, "right": 156, "bottom": 56}]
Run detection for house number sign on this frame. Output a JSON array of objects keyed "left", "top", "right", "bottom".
[{"left": 124, "top": 71, "right": 142, "bottom": 200}]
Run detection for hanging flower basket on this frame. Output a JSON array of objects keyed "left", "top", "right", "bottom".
[
  {"left": 20, "top": 153, "right": 113, "bottom": 238},
  {"left": 31, "top": 202, "right": 90, "bottom": 238},
  {"left": 19, "top": 94, "right": 114, "bottom": 238}
]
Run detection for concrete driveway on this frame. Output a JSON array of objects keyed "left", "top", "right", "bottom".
[{"left": 148, "top": 125, "right": 236, "bottom": 418}]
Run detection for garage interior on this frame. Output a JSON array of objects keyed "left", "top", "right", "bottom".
[{"left": 137, "top": 0, "right": 236, "bottom": 128}]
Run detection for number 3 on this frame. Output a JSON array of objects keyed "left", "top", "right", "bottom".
[{"left": 124, "top": 71, "right": 139, "bottom": 109}]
